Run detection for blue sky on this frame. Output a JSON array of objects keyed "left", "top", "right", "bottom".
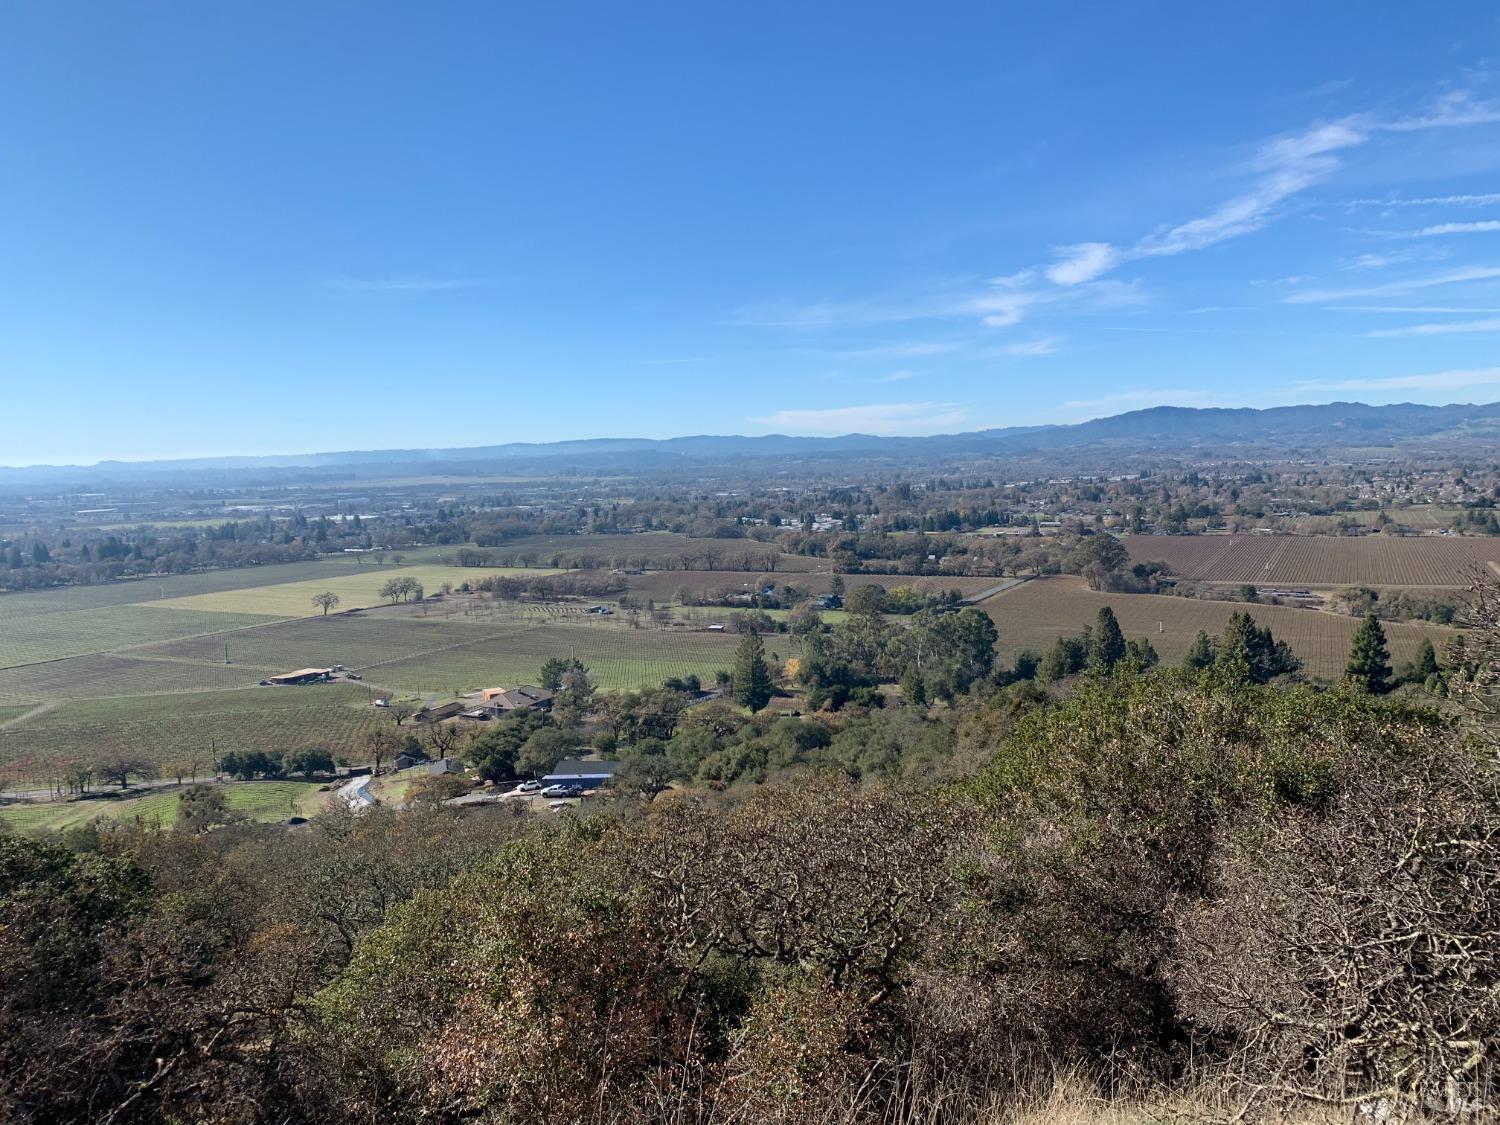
[{"left": 4, "top": 2, "right": 1500, "bottom": 464}]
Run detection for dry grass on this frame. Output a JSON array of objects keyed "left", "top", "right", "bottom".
[
  {"left": 985, "top": 576, "right": 1456, "bottom": 679},
  {"left": 1124, "top": 533, "right": 1500, "bottom": 588}
]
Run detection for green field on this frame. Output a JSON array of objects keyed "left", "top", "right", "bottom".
[
  {"left": 0, "top": 605, "right": 283, "bottom": 668},
  {"left": 0, "top": 685, "right": 380, "bottom": 784},
  {"left": 0, "top": 780, "right": 325, "bottom": 834},
  {"left": 365, "top": 621, "right": 744, "bottom": 695},
  {"left": 154, "top": 564, "right": 559, "bottom": 617},
  {"left": 0, "top": 557, "right": 382, "bottom": 622},
  {"left": 0, "top": 654, "right": 267, "bottom": 703},
  {"left": 0, "top": 560, "right": 760, "bottom": 785}
]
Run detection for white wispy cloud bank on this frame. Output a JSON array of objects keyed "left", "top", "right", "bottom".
[
  {"left": 1284, "top": 265, "right": 1500, "bottom": 303},
  {"left": 740, "top": 89, "right": 1500, "bottom": 340},
  {"left": 1293, "top": 365, "right": 1500, "bottom": 394},
  {"left": 750, "top": 402, "right": 968, "bottom": 435},
  {"left": 1346, "top": 192, "right": 1500, "bottom": 209},
  {"left": 1370, "top": 317, "right": 1500, "bottom": 338},
  {"left": 1045, "top": 242, "right": 1120, "bottom": 285},
  {"left": 1412, "top": 220, "right": 1500, "bottom": 236}
]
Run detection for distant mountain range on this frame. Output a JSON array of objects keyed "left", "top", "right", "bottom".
[{"left": 8, "top": 400, "right": 1500, "bottom": 486}]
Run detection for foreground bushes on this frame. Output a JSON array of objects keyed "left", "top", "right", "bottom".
[{"left": 3, "top": 673, "right": 1496, "bottom": 1123}]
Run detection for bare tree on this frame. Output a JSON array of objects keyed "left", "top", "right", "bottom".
[{"left": 312, "top": 591, "right": 341, "bottom": 616}]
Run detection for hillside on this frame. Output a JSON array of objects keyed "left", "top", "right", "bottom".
[{"left": 4, "top": 400, "right": 1499, "bottom": 487}]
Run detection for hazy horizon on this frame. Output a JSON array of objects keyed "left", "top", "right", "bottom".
[{"left": 0, "top": 396, "right": 1495, "bottom": 472}]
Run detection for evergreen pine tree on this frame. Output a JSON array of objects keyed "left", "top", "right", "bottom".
[
  {"left": 1125, "top": 637, "right": 1158, "bottom": 669},
  {"left": 1088, "top": 606, "right": 1128, "bottom": 672},
  {"left": 1038, "top": 638, "right": 1071, "bottom": 683},
  {"left": 1408, "top": 638, "right": 1439, "bottom": 681},
  {"left": 1182, "top": 629, "right": 1216, "bottom": 671},
  {"left": 732, "top": 629, "right": 774, "bottom": 713},
  {"left": 900, "top": 664, "right": 928, "bottom": 708},
  {"left": 1345, "top": 613, "right": 1392, "bottom": 694}
]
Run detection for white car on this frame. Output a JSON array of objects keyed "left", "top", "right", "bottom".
[{"left": 512, "top": 780, "right": 542, "bottom": 794}]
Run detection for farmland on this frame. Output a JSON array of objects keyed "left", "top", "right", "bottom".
[
  {"left": 0, "top": 530, "right": 1480, "bottom": 789},
  {"left": 0, "top": 556, "right": 383, "bottom": 621},
  {"left": 1125, "top": 533, "right": 1500, "bottom": 587},
  {"left": 0, "top": 685, "right": 381, "bottom": 785},
  {"left": 620, "top": 569, "right": 1001, "bottom": 604},
  {"left": 491, "top": 532, "right": 828, "bottom": 573},
  {"left": 0, "top": 605, "right": 284, "bottom": 667},
  {"left": 150, "top": 564, "right": 556, "bottom": 617},
  {"left": 0, "top": 780, "right": 325, "bottom": 833},
  {"left": 985, "top": 577, "right": 1455, "bottom": 679},
  {"left": 0, "top": 555, "right": 756, "bottom": 785}
]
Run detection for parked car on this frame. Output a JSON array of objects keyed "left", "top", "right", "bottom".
[
  {"left": 512, "top": 780, "right": 542, "bottom": 794},
  {"left": 258, "top": 679, "right": 271, "bottom": 686},
  {"left": 373, "top": 698, "right": 389, "bottom": 708},
  {"left": 345, "top": 672, "right": 361, "bottom": 680},
  {"left": 540, "top": 783, "right": 582, "bottom": 798}
]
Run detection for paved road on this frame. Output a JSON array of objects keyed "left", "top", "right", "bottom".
[
  {"left": 336, "top": 774, "right": 375, "bottom": 809},
  {"left": 961, "top": 576, "right": 1031, "bottom": 604}
]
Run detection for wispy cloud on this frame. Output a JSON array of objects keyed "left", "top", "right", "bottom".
[
  {"left": 323, "top": 274, "right": 486, "bottom": 293},
  {"left": 1369, "top": 317, "right": 1500, "bottom": 338},
  {"left": 1328, "top": 305, "right": 1500, "bottom": 313},
  {"left": 1024, "top": 93, "right": 1500, "bottom": 307},
  {"left": 1045, "top": 243, "right": 1120, "bottom": 285},
  {"left": 1385, "top": 91, "right": 1500, "bottom": 132},
  {"left": 1284, "top": 265, "right": 1500, "bottom": 303},
  {"left": 738, "top": 88, "right": 1500, "bottom": 337},
  {"left": 1412, "top": 220, "right": 1500, "bottom": 236},
  {"left": 1338, "top": 245, "right": 1449, "bottom": 271},
  {"left": 819, "top": 340, "right": 965, "bottom": 360},
  {"left": 750, "top": 402, "right": 968, "bottom": 435},
  {"left": 1293, "top": 365, "right": 1500, "bottom": 394},
  {"left": 998, "top": 336, "right": 1064, "bottom": 357},
  {"left": 1346, "top": 191, "right": 1500, "bottom": 209},
  {"left": 1346, "top": 192, "right": 1500, "bottom": 208}
]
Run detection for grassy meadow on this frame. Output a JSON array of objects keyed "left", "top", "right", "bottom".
[{"left": 0, "top": 780, "right": 326, "bottom": 833}]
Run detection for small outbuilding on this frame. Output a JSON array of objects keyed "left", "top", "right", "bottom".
[
  {"left": 267, "top": 667, "right": 334, "bottom": 686},
  {"left": 541, "top": 758, "right": 620, "bottom": 790}
]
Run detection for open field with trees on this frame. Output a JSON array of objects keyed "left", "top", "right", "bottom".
[
  {"left": 0, "top": 685, "right": 379, "bottom": 787},
  {"left": 365, "top": 622, "right": 744, "bottom": 695},
  {"left": 985, "top": 576, "right": 1455, "bottom": 678},
  {"left": 0, "top": 557, "right": 383, "bottom": 619},
  {"left": 1125, "top": 532, "right": 1500, "bottom": 587},
  {"left": 476, "top": 531, "right": 826, "bottom": 572},
  {"left": 620, "top": 569, "right": 1001, "bottom": 604},
  {"left": 153, "top": 564, "right": 561, "bottom": 616},
  {"left": 0, "top": 779, "right": 324, "bottom": 832}
]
